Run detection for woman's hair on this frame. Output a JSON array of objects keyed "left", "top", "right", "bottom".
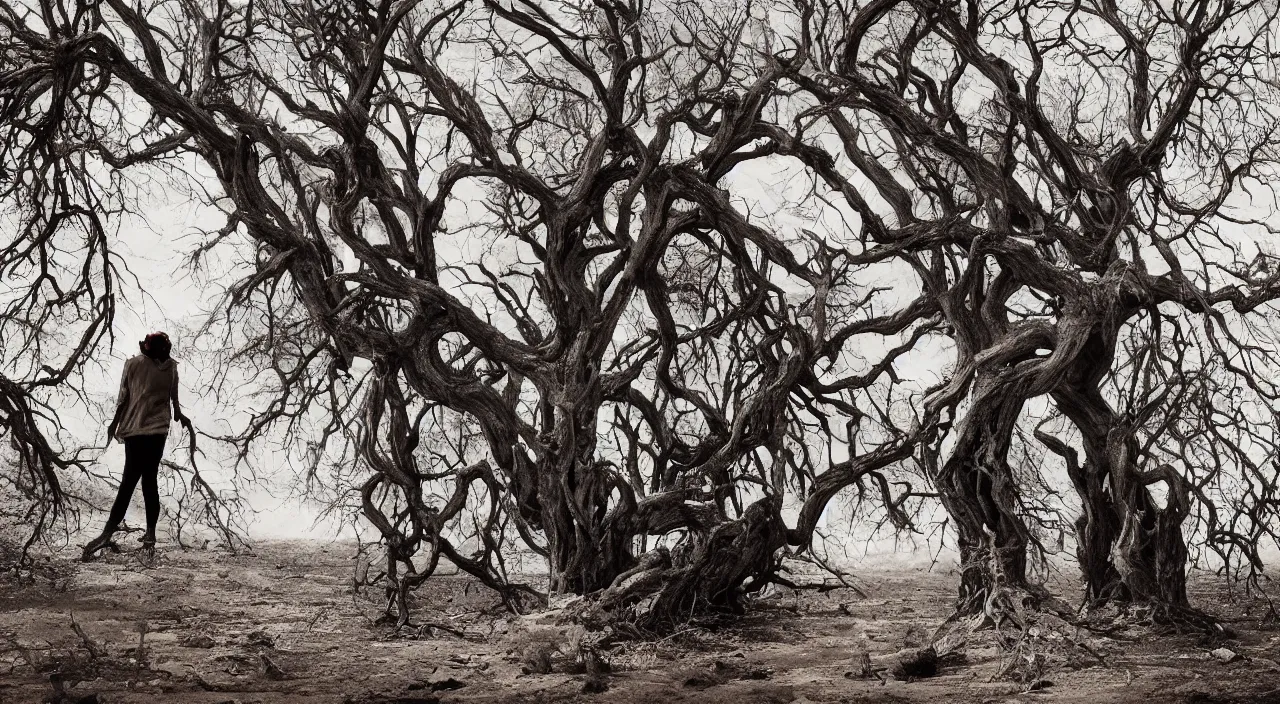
[{"left": 140, "top": 331, "right": 172, "bottom": 361}]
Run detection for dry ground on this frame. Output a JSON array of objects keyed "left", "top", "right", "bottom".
[{"left": 2, "top": 539, "right": 1279, "bottom": 703}]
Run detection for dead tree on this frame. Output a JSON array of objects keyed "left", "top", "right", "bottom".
[
  {"left": 0, "top": 0, "right": 126, "bottom": 560},
  {"left": 1042, "top": 307, "right": 1280, "bottom": 627},
  {"left": 0, "top": 0, "right": 938, "bottom": 627},
  {"left": 16, "top": 0, "right": 1278, "bottom": 634},
  {"left": 789, "top": 0, "right": 1280, "bottom": 619}
]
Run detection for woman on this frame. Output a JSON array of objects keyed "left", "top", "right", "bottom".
[{"left": 82, "top": 331, "right": 189, "bottom": 560}]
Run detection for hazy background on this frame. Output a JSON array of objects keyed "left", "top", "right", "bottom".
[
  {"left": 64, "top": 187, "right": 361, "bottom": 542},
  {"left": 63, "top": 140, "right": 1280, "bottom": 582},
  {"left": 62, "top": 173, "right": 1079, "bottom": 571},
  {"left": 73, "top": 131, "right": 1243, "bottom": 574}
]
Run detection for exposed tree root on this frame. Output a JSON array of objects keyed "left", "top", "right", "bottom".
[
  {"left": 1083, "top": 600, "right": 1232, "bottom": 639},
  {"left": 929, "top": 599, "right": 1100, "bottom": 686},
  {"left": 577, "top": 496, "right": 788, "bottom": 634},
  {"left": 929, "top": 545, "right": 1227, "bottom": 688},
  {"left": 925, "top": 543, "right": 1098, "bottom": 685}
]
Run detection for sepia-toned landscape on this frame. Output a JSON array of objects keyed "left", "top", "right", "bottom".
[{"left": 6, "top": 0, "right": 1280, "bottom": 701}]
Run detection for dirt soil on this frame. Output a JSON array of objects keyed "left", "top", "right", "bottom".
[{"left": 2, "top": 540, "right": 1279, "bottom": 703}]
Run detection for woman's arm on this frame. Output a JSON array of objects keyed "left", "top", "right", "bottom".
[
  {"left": 106, "top": 360, "right": 130, "bottom": 442},
  {"left": 172, "top": 366, "right": 190, "bottom": 426}
]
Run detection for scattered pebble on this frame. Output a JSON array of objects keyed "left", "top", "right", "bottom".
[
  {"left": 1210, "top": 647, "right": 1240, "bottom": 663},
  {"left": 246, "top": 629, "right": 276, "bottom": 648},
  {"left": 178, "top": 634, "right": 216, "bottom": 649}
]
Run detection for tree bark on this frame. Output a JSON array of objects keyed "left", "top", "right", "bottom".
[
  {"left": 583, "top": 495, "right": 788, "bottom": 630},
  {"left": 540, "top": 360, "right": 636, "bottom": 594},
  {"left": 1105, "top": 427, "right": 1195, "bottom": 615},
  {"left": 1054, "top": 348, "right": 1196, "bottom": 617},
  {"left": 539, "top": 459, "right": 636, "bottom": 594},
  {"left": 936, "top": 375, "right": 1035, "bottom": 614},
  {"left": 1051, "top": 343, "right": 1129, "bottom": 607}
]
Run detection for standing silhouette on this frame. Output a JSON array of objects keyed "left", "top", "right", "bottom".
[{"left": 82, "top": 331, "right": 189, "bottom": 560}]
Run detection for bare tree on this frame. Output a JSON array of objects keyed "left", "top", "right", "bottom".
[
  {"left": 1041, "top": 306, "right": 1280, "bottom": 626},
  {"left": 0, "top": 0, "right": 125, "bottom": 559},
  {"left": 789, "top": 0, "right": 1280, "bottom": 624},
  {"left": 9, "top": 0, "right": 1280, "bottom": 638},
  {"left": 0, "top": 0, "right": 940, "bottom": 627}
]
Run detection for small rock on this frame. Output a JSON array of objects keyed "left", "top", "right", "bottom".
[
  {"left": 1173, "top": 681, "right": 1215, "bottom": 698},
  {"left": 178, "top": 634, "right": 216, "bottom": 649},
  {"left": 892, "top": 646, "right": 938, "bottom": 678},
  {"left": 426, "top": 676, "right": 465, "bottom": 691},
  {"left": 260, "top": 652, "right": 288, "bottom": 680},
  {"left": 1210, "top": 647, "right": 1240, "bottom": 663},
  {"left": 154, "top": 661, "right": 192, "bottom": 677},
  {"left": 246, "top": 630, "right": 275, "bottom": 648},
  {"left": 683, "top": 674, "right": 723, "bottom": 690}
]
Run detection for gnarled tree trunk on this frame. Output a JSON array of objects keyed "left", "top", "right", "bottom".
[
  {"left": 936, "top": 375, "right": 1036, "bottom": 614},
  {"left": 1104, "top": 427, "right": 1196, "bottom": 618},
  {"left": 584, "top": 495, "right": 788, "bottom": 631},
  {"left": 1050, "top": 333, "right": 1129, "bottom": 607},
  {"left": 1054, "top": 358, "right": 1199, "bottom": 621}
]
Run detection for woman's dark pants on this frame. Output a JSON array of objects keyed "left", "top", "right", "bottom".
[{"left": 104, "top": 434, "right": 166, "bottom": 535}]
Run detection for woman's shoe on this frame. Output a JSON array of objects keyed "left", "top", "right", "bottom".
[
  {"left": 139, "top": 534, "right": 157, "bottom": 547},
  {"left": 81, "top": 531, "right": 116, "bottom": 562}
]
